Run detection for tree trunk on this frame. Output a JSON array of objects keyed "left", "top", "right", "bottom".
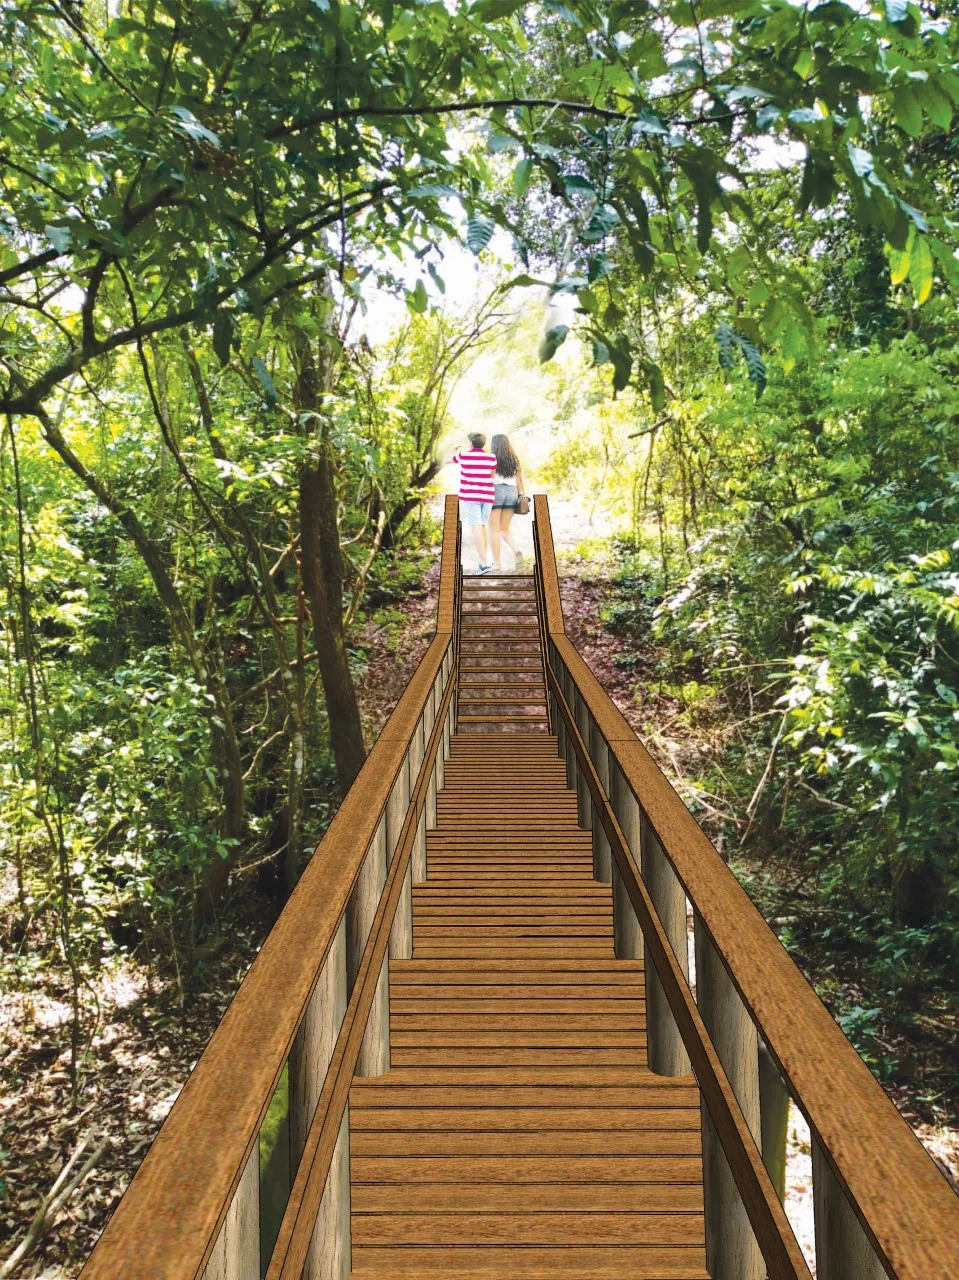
[
  {"left": 299, "top": 451, "right": 367, "bottom": 790},
  {"left": 294, "top": 332, "right": 367, "bottom": 792}
]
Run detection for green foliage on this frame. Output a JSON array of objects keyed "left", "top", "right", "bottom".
[
  {"left": 2, "top": 0, "right": 958, "bottom": 1118},
  {"left": 639, "top": 327, "right": 959, "bottom": 1030},
  {"left": 715, "top": 324, "right": 767, "bottom": 397}
]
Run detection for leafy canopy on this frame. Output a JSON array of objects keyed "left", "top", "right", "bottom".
[{"left": 2, "top": 0, "right": 957, "bottom": 419}]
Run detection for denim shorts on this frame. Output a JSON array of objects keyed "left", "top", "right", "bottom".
[
  {"left": 493, "top": 483, "right": 518, "bottom": 510},
  {"left": 460, "top": 500, "right": 492, "bottom": 526}
]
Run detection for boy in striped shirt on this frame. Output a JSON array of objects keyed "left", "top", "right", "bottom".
[{"left": 448, "top": 433, "right": 498, "bottom": 573}]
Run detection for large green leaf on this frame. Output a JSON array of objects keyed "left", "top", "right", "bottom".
[
  {"left": 212, "top": 312, "right": 233, "bottom": 367},
  {"left": 908, "top": 236, "right": 933, "bottom": 305},
  {"left": 408, "top": 279, "right": 428, "bottom": 314},
  {"left": 582, "top": 204, "right": 620, "bottom": 244},
  {"left": 513, "top": 157, "right": 534, "bottom": 197},
  {"left": 538, "top": 323, "right": 569, "bottom": 363},
  {"left": 892, "top": 87, "right": 922, "bottom": 138},
  {"left": 466, "top": 213, "right": 495, "bottom": 255},
  {"left": 916, "top": 81, "right": 953, "bottom": 131},
  {"left": 715, "top": 323, "right": 767, "bottom": 396},
  {"left": 252, "top": 357, "right": 278, "bottom": 406}
]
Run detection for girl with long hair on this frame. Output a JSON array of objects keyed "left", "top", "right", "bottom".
[{"left": 489, "top": 433, "right": 526, "bottom": 571}]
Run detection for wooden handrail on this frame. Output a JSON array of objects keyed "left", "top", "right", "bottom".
[
  {"left": 266, "top": 669, "right": 457, "bottom": 1279},
  {"left": 547, "top": 666, "right": 810, "bottom": 1279},
  {"left": 81, "top": 496, "right": 462, "bottom": 1280},
  {"left": 532, "top": 493, "right": 959, "bottom": 1280}
]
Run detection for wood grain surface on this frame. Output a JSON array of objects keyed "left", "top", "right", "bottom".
[
  {"left": 454, "top": 576, "right": 549, "bottom": 735},
  {"left": 348, "top": 732, "right": 707, "bottom": 1279}
]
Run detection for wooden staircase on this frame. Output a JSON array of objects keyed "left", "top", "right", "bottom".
[
  {"left": 456, "top": 574, "right": 549, "bottom": 734},
  {"left": 349, "top": 734, "right": 707, "bottom": 1278},
  {"left": 82, "top": 497, "right": 959, "bottom": 1280}
]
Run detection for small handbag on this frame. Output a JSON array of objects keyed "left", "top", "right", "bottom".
[{"left": 515, "top": 493, "right": 530, "bottom": 516}]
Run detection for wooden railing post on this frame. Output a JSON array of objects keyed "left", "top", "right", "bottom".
[
  {"left": 695, "top": 920, "right": 763, "bottom": 1280},
  {"left": 588, "top": 719, "right": 612, "bottom": 883},
  {"left": 759, "top": 1040, "right": 790, "bottom": 1202},
  {"left": 608, "top": 758, "right": 643, "bottom": 962},
  {"left": 347, "top": 817, "right": 390, "bottom": 1078},
  {"left": 813, "top": 1142, "right": 887, "bottom": 1280},
  {"left": 387, "top": 755, "right": 413, "bottom": 960},
  {"left": 289, "top": 918, "right": 350, "bottom": 1280},
  {"left": 430, "top": 673, "right": 445, "bottom": 815},
  {"left": 561, "top": 665, "right": 579, "bottom": 794},
  {"left": 202, "top": 1149, "right": 259, "bottom": 1280},
  {"left": 409, "top": 714, "right": 427, "bottom": 884},
  {"left": 572, "top": 685, "right": 592, "bottom": 832},
  {"left": 642, "top": 825, "right": 691, "bottom": 1076},
  {"left": 425, "top": 680, "right": 439, "bottom": 831},
  {"left": 551, "top": 644, "right": 567, "bottom": 765}
]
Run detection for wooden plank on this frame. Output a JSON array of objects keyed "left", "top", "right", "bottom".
[
  {"left": 392, "top": 989, "right": 643, "bottom": 1003},
  {"left": 409, "top": 905, "right": 611, "bottom": 914},
  {"left": 367, "top": 1066, "right": 691, "bottom": 1085},
  {"left": 352, "top": 1213, "right": 704, "bottom": 1246},
  {"left": 350, "top": 1107, "right": 698, "bottom": 1132},
  {"left": 413, "top": 939, "right": 613, "bottom": 947},
  {"left": 388, "top": 1049, "right": 648, "bottom": 1067},
  {"left": 351, "top": 1183, "right": 704, "bottom": 1213},
  {"left": 391, "top": 1020, "right": 643, "bottom": 1037},
  {"left": 433, "top": 805, "right": 575, "bottom": 814},
  {"left": 413, "top": 930, "right": 613, "bottom": 942},
  {"left": 351, "top": 1131, "right": 701, "bottom": 1158},
  {"left": 392, "top": 958, "right": 644, "bottom": 972},
  {"left": 419, "top": 880, "right": 602, "bottom": 889},
  {"left": 349, "top": 1085, "right": 701, "bottom": 1109},
  {"left": 424, "top": 843, "right": 592, "bottom": 851},
  {"left": 349, "top": 1246, "right": 708, "bottom": 1278},
  {"left": 391, "top": 1000, "right": 642, "bottom": 1016},
  {"left": 410, "top": 912, "right": 612, "bottom": 924},
  {"left": 420, "top": 852, "right": 593, "bottom": 861},
  {"left": 389, "top": 988, "right": 642, "bottom": 998},
  {"left": 389, "top": 1031, "right": 647, "bottom": 1047},
  {"left": 351, "top": 1155, "right": 703, "bottom": 1183},
  {"left": 457, "top": 716, "right": 549, "bottom": 723},
  {"left": 410, "top": 887, "right": 611, "bottom": 897},
  {"left": 411, "top": 950, "right": 614, "bottom": 960},
  {"left": 410, "top": 899, "right": 612, "bottom": 909},
  {"left": 448, "top": 738, "right": 557, "bottom": 745},
  {"left": 411, "top": 905, "right": 607, "bottom": 914}
]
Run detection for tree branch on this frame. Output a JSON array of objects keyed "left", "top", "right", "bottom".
[
  {"left": 1, "top": 187, "right": 391, "bottom": 417},
  {"left": 0, "top": 1129, "right": 109, "bottom": 1279},
  {"left": 268, "top": 95, "right": 633, "bottom": 140}
]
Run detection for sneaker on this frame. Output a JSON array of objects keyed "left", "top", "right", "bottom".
[
  {"left": 478, "top": 563, "right": 493, "bottom": 574},
  {"left": 514, "top": 550, "right": 525, "bottom": 569}
]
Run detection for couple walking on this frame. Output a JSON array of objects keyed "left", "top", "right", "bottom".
[{"left": 448, "top": 432, "right": 527, "bottom": 573}]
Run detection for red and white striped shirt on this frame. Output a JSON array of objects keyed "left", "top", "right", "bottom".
[{"left": 451, "top": 448, "right": 497, "bottom": 502}]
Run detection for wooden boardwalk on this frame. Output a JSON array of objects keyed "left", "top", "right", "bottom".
[
  {"left": 81, "top": 501, "right": 959, "bottom": 1280},
  {"left": 349, "top": 729, "right": 707, "bottom": 1277}
]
